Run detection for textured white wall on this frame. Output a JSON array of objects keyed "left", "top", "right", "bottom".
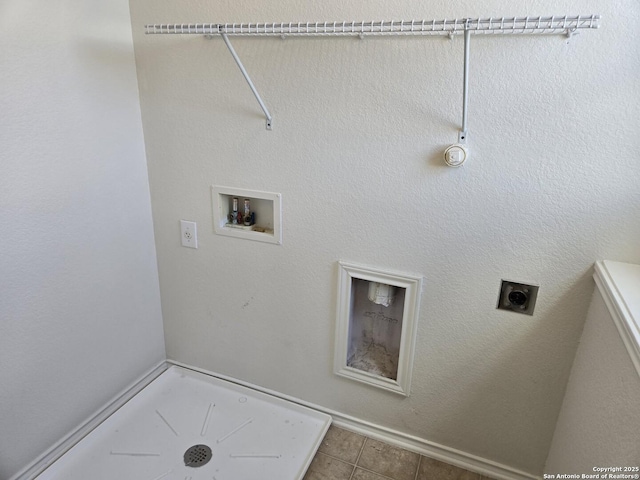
[
  {"left": 545, "top": 286, "right": 640, "bottom": 472},
  {"left": 130, "top": 0, "right": 640, "bottom": 475},
  {"left": 0, "top": 1, "right": 165, "bottom": 478}
]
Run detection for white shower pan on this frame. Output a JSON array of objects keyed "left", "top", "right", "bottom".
[{"left": 37, "top": 365, "right": 331, "bottom": 480}]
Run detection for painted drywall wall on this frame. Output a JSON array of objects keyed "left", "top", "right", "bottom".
[
  {"left": 544, "top": 282, "right": 640, "bottom": 472},
  {"left": 0, "top": 1, "right": 165, "bottom": 478},
  {"left": 130, "top": 0, "right": 640, "bottom": 475}
]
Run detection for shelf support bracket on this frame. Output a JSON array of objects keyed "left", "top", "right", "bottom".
[
  {"left": 219, "top": 32, "right": 273, "bottom": 130},
  {"left": 459, "top": 21, "right": 471, "bottom": 144}
]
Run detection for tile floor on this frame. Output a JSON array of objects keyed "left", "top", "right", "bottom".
[{"left": 304, "top": 426, "right": 495, "bottom": 480}]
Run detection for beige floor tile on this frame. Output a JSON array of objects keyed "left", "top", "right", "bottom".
[
  {"left": 417, "top": 456, "right": 481, "bottom": 480},
  {"left": 317, "top": 425, "right": 366, "bottom": 464},
  {"left": 351, "top": 467, "right": 391, "bottom": 480},
  {"left": 357, "top": 438, "right": 420, "bottom": 480},
  {"left": 303, "top": 452, "right": 354, "bottom": 480}
]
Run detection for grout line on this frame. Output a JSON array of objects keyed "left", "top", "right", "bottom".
[
  {"left": 350, "top": 464, "right": 401, "bottom": 480},
  {"left": 353, "top": 456, "right": 420, "bottom": 480},
  {"left": 315, "top": 451, "right": 355, "bottom": 465},
  {"left": 310, "top": 451, "right": 357, "bottom": 478},
  {"left": 346, "top": 457, "right": 357, "bottom": 479},
  {"left": 354, "top": 436, "right": 367, "bottom": 466},
  {"left": 348, "top": 436, "right": 368, "bottom": 480},
  {"left": 350, "top": 435, "right": 424, "bottom": 480},
  {"left": 312, "top": 438, "right": 478, "bottom": 480},
  {"left": 315, "top": 431, "right": 475, "bottom": 480}
]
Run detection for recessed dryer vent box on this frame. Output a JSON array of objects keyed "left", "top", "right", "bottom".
[
  {"left": 212, "top": 186, "right": 282, "bottom": 245},
  {"left": 497, "top": 280, "right": 539, "bottom": 315},
  {"left": 334, "top": 262, "right": 422, "bottom": 396}
]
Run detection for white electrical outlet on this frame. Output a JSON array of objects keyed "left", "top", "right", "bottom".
[{"left": 180, "top": 220, "right": 198, "bottom": 249}]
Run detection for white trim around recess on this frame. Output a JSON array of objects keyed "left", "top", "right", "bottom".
[{"left": 334, "top": 261, "right": 423, "bottom": 396}]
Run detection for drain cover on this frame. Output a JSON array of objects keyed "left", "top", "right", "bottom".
[{"left": 184, "top": 444, "right": 212, "bottom": 468}]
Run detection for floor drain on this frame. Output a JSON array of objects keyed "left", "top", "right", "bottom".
[{"left": 184, "top": 444, "right": 212, "bottom": 468}]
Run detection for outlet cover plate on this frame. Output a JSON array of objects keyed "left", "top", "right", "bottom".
[{"left": 180, "top": 220, "right": 198, "bottom": 249}]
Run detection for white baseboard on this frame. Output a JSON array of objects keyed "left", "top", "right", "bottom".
[
  {"left": 9, "top": 360, "right": 168, "bottom": 480},
  {"left": 330, "top": 416, "right": 538, "bottom": 480},
  {"left": 168, "top": 360, "right": 540, "bottom": 480}
]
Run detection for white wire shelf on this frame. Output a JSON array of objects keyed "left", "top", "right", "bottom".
[
  {"left": 144, "top": 14, "right": 601, "bottom": 140},
  {"left": 145, "top": 15, "right": 600, "bottom": 37}
]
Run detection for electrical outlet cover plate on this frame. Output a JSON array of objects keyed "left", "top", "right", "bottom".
[
  {"left": 497, "top": 280, "right": 539, "bottom": 315},
  {"left": 180, "top": 220, "right": 198, "bottom": 249}
]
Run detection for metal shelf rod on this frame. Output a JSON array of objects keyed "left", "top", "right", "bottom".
[
  {"left": 460, "top": 24, "right": 471, "bottom": 144},
  {"left": 219, "top": 33, "right": 272, "bottom": 130}
]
